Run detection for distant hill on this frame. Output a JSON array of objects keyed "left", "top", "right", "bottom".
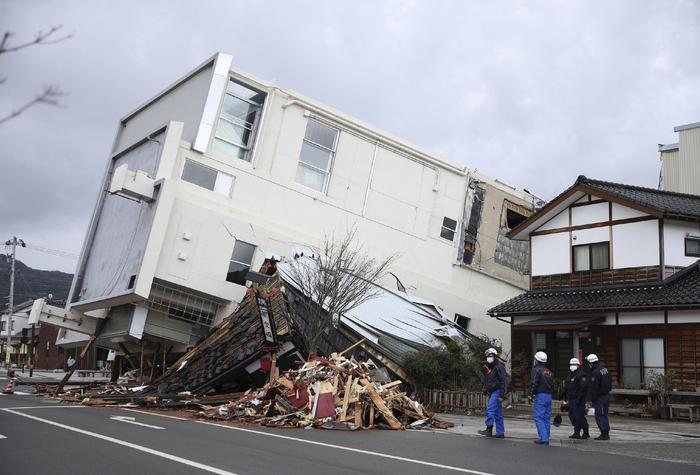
[{"left": 0, "top": 259, "right": 73, "bottom": 308}]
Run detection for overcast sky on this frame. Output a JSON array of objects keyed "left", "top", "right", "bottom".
[{"left": 1, "top": 0, "right": 699, "bottom": 273}]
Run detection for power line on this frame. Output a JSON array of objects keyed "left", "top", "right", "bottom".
[{"left": 23, "top": 243, "right": 79, "bottom": 260}]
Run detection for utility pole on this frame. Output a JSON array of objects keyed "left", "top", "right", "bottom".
[{"left": 4, "top": 237, "right": 24, "bottom": 369}]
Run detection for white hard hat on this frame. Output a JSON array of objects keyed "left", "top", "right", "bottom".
[
  {"left": 484, "top": 348, "right": 498, "bottom": 357},
  {"left": 586, "top": 354, "right": 599, "bottom": 363},
  {"left": 569, "top": 357, "right": 581, "bottom": 365},
  {"left": 534, "top": 351, "right": 548, "bottom": 363}
]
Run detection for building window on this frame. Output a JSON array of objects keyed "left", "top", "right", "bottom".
[
  {"left": 621, "top": 337, "right": 665, "bottom": 387},
  {"left": 181, "top": 159, "right": 234, "bottom": 196},
  {"left": 440, "top": 217, "right": 457, "bottom": 241},
  {"left": 226, "top": 240, "right": 256, "bottom": 285},
  {"left": 212, "top": 80, "right": 265, "bottom": 161},
  {"left": 573, "top": 242, "right": 609, "bottom": 271},
  {"left": 295, "top": 118, "right": 339, "bottom": 193},
  {"left": 455, "top": 314, "right": 470, "bottom": 330},
  {"left": 685, "top": 237, "right": 700, "bottom": 257}
]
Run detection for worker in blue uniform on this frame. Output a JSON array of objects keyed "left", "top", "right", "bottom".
[
  {"left": 586, "top": 353, "right": 612, "bottom": 440},
  {"left": 530, "top": 351, "right": 553, "bottom": 445},
  {"left": 478, "top": 348, "right": 506, "bottom": 438},
  {"left": 561, "top": 357, "right": 590, "bottom": 439}
]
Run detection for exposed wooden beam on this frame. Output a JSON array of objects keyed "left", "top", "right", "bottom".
[{"left": 531, "top": 215, "right": 656, "bottom": 237}]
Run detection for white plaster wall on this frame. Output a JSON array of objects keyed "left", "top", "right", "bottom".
[
  {"left": 531, "top": 233, "right": 570, "bottom": 275},
  {"left": 116, "top": 66, "right": 213, "bottom": 152},
  {"left": 664, "top": 220, "right": 700, "bottom": 267},
  {"left": 571, "top": 226, "right": 608, "bottom": 245},
  {"left": 612, "top": 203, "right": 648, "bottom": 220},
  {"left": 618, "top": 311, "right": 664, "bottom": 325},
  {"left": 668, "top": 310, "right": 700, "bottom": 324},
  {"left": 612, "top": 219, "right": 660, "bottom": 268},
  {"left": 571, "top": 202, "right": 608, "bottom": 226},
  {"left": 536, "top": 209, "right": 568, "bottom": 231}
]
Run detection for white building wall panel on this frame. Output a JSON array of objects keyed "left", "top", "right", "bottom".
[
  {"left": 618, "top": 311, "right": 664, "bottom": 325},
  {"left": 612, "top": 203, "right": 648, "bottom": 220},
  {"left": 531, "top": 233, "right": 570, "bottom": 275},
  {"left": 571, "top": 226, "right": 608, "bottom": 245},
  {"left": 536, "top": 209, "right": 568, "bottom": 231},
  {"left": 612, "top": 220, "right": 660, "bottom": 268},
  {"left": 116, "top": 66, "right": 213, "bottom": 152},
  {"left": 664, "top": 219, "right": 700, "bottom": 267},
  {"left": 571, "top": 202, "right": 608, "bottom": 226},
  {"left": 667, "top": 310, "right": 700, "bottom": 324},
  {"left": 673, "top": 127, "right": 700, "bottom": 194}
]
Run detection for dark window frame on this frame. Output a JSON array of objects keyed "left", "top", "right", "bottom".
[
  {"left": 441, "top": 216, "right": 457, "bottom": 241},
  {"left": 572, "top": 241, "right": 610, "bottom": 272},
  {"left": 685, "top": 237, "right": 700, "bottom": 257},
  {"left": 619, "top": 336, "right": 666, "bottom": 387},
  {"left": 226, "top": 240, "right": 256, "bottom": 286}
]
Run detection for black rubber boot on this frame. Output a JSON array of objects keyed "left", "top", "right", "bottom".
[
  {"left": 569, "top": 431, "right": 581, "bottom": 439},
  {"left": 594, "top": 431, "right": 609, "bottom": 440},
  {"left": 581, "top": 428, "right": 590, "bottom": 439},
  {"left": 478, "top": 426, "right": 493, "bottom": 437}
]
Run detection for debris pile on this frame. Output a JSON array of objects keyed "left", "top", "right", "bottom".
[{"left": 199, "top": 352, "right": 452, "bottom": 430}]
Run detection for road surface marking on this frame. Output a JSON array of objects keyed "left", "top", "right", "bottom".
[
  {"left": 0, "top": 434, "right": 6, "bottom": 439},
  {"left": 197, "top": 421, "right": 495, "bottom": 475},
  {"left": 1, "top": 409, "right": 238, "bottom": 475},
  {"left": 2, "top": 405, "right": 88, "bottom": 410},
  {"left": 110, "top": 415, "right": 165, "bottom": 429},
  {"left": 0, "top": 391, "right": 31, "bottom": 396},
  {"left": 121, "top": 408, "right": 188, "bottom": 420}
]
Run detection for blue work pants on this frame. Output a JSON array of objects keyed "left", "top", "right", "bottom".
[
  {"left": 533, "top": 392, "right": 552, "bottom": 442},
  {"left": 485, "top": 390, "right": 505, "bottom": 436}
]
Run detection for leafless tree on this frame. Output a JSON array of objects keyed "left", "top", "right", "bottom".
[
  {"left": 284, "top": 228, "right": 397, "bottom": 355},
  {"left": 0, "top": 26, "right": 72, "bottom": 126}
]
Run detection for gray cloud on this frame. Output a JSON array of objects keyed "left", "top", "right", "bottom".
[{"left": 1, "top": 0, "right": 699, "bottom": 272}]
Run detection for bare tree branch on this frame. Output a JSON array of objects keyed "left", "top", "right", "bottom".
[
  {"left": 285, "top": 228, "right": 398, "bottom": 355},
  {"left": 0, "top": 26, "right": 73, "bottom": 55},
  {"left": 0, "top": 85, "right": 65, "bottom": 125}
]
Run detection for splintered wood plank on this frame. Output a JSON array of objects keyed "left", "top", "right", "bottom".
[
  {"left": 360, "top": 379, "right": 402, "bottom": 429},
  {"left": 338, "top": 376, "right": 354, "bottom": 422},
  {"left": 354, "top": 401, "right": 362, "bottom": 428},
  {"left": 369, "top": 404, "right": 375, "bottom": 429},
  {"left": 379, "top": 380, "right": 402, "bottom": 391}
]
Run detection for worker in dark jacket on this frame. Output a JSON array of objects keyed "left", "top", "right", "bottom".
[
  {"left": 586, "top": 353, "right": 612, "bottom": 440},
  {"left": 530, "top": 351, "right": 554, "bottom": 445},
  {"left": 561, "top": 357, "right": 590, "bottom": 439},
  {"left": 478, "top": 348, "right": 506, "bottom": 438}
]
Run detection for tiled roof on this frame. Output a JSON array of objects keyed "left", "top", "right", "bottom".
[
  {"left": 488, "top": 261, "right": 700, "bottom": 316},
  {"left": 578, "top": 176, "right": 700, "bottom": 221}
]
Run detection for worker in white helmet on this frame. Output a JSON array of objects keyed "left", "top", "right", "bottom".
[
  {"left": 530, "top": 351, "right": 553, "bottom": 445},
  {"left": 478, "top": 348, "right": 506, "bottom": 438},
  {"left": 561, "top": 357, "right": 590, "bottom": 439},
  {"left": 586, "top": 354, "right": 612, "bottom": 440}
]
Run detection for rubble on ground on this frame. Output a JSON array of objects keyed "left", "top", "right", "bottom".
[{"left": 198, "top": 352, "right": 452, "bottom": 430}]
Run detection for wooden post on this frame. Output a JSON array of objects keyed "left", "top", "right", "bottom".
[
  {"left": 54, "top": 335, "right": 97, "bottom": 395},
  {"left": 149, "top": 341, "right": 160, "bottom": 383}
]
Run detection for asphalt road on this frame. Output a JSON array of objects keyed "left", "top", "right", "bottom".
[{"left": 1, "top": 392, "right": 698, "bottom": 475}]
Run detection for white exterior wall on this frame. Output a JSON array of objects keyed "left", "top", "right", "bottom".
[
  {"left": 531, "top": 233, "right": 569, "bottom": 275},
  {"left": 612, "top": 219, "right": 659, "bottom": 268},
  {"left": 664, "top": 219, "right": 700, "bottom": 267},
  {"left": 667, "top": 310, "right": 700, "bottom": 324},
  {"left": 618, "top": 311, "right": 664, "bottom": 325},
  {"left": 571, "top": 202, "right": 608, "bottom": 226},
  {"left": 661, "top": 126, "right": 700, "bottom": 195}
]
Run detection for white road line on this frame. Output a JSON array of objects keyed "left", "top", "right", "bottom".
[
  {"left": 120, "top": 408, "right": 188, "bottom": 421},
  {"left": 2, "top": 405, "right": 88, "bottom": 410},
  {"left": 197, "top": 421, "right": 495, "bottom": 475},
  {"left": 2, "top": 409, "right": 237, "bottom": 475},
  {"left": 0, "top": 434, "right": 6, "bottom": 439},
  {"left": 110, "top": 415, "right": 165, "bottom": 429}
]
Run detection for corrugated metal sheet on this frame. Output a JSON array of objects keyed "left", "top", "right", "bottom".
[{"left": 663, "top": 127, "right": 700, "bottom": 195}]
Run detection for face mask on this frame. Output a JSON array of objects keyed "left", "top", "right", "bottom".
[
  {"left": 570, "top": 365, "right": 578, "bottom": 372},
  {"left": 486, "top": 356, "right": 495, "bottom": 364}
]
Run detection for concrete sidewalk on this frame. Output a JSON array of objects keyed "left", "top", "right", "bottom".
[{"left": 441, "top": 412, "right": 700, "bottom": 466}]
